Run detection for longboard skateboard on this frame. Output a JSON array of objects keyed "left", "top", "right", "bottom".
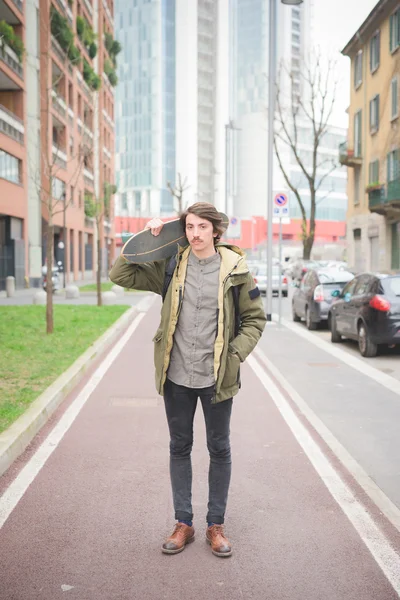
[{"left": 121, "top": 213, "right": 229, "bottom": 264}]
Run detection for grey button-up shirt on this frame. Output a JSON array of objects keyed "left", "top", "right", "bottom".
[{"left": 167, "top": 250, "right": 221, "bottom": 389}]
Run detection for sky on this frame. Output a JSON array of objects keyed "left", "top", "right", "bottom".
[{"left": 312, "top": 0, "right": 379, "bottom": 127}]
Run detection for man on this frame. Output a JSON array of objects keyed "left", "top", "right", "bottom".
[{"left": 109, "top": 202, "right": 266, "bottom": 557}]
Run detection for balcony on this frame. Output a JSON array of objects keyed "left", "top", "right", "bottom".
[
  {"left": 76, "top": 71, "right": 92, "bottom": 101},
  {"left": 102, "top": 0, "right": 114, "bottom": 26},
  {"left": 369, "top": 180, "right": 400, "bottom": 215},
  {"left": 0, "top": 103, "right": 24, "bottom": 143},
  {"left": 51, "top": 36, "right": 66, "bottom": 65},
  {"left": 54, "top": 0, "right": 73, "bottom": 24},
  {"left": 51, "top": 90, "right": 67, "bottom": 120},
  {"left": 52, "top": 144, "right": 67, "bottom": 169},
  {"left": 339, "top": 141, "right": 362, "bottom": 167},
  {"left": 85, "top": 216, "right": 94, "bottom": 229},
  {"left": 103, "top": 146, "right": 111, "bottom": 160},
  {"left": 68, "top": 106, "right": 74, "bottom": 127},
  {"left": 84, "top": 167, "right": 94, "bottom": 187},
  {"left": 10, "top": 0, "right": 23, "bottom": 12},
  {"left": 0, "top": 44, "right": 23, "bottom": 79},
  {"left": 83, "top": 123, "right": 93, "bottom": 141},
  {"left": 83, "top": 0, "right": 93, "bottom": 17},
  {"left": 102, "top": 108, "right": 114, "bottom": 128}
]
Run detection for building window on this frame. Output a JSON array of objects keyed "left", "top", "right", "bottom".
[
  {"left": 70, "top": 185, "right": 74, "bottom": 205},
  {"left": 354, "top": 168, "right": 360, "bottom": 205},
  {"left": 52, "top": 177, "right": 65, "bottom": 200},
  {"left": 354, "top": 51, "right": 363, "bottom": 88},
  {"left": 354, "top": 110, "right": 362, "bottom": 157},
  {"left": 292, "top": 21, "right": 300, "bottom": 32},
  {"left": 370, "top": 31, "right": 380, "bottom": 72},
  {"left": 0, "top": 150, "right": 21, "bottom": 184},
  {"left": 292, "top": 33, "right": 300, "bottom": 45},
  {"left": 391, "top": 77, "right": 398, "bottom": 120},
  {"left": 369, "top": 160, "right": 379, "bottom": 184},
  {"left": 292, "top": 8, "right": 300, "bottom": 19},
  {"left": 369, "top": 94, "right": 380, "bottom": 133},
  {"left": 387, "top": 149, "right": 399, "bottom": 182},
  {"left": 390, "top": 9, "right": 400, "bottom": 53}
]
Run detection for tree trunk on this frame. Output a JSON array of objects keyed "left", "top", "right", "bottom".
[
  {"left": 303, "top": 235, "right": 314, "bottom": 260},
  {"left": 96, "top": 220, "right": 102, "bottom": 307},
  {"left": 46, "top": 217, "right": 54, "bottom": 334}
]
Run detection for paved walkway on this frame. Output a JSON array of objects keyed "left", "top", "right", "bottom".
[{"left": 0, "top": 298, "right": 399, "bottom": 599}]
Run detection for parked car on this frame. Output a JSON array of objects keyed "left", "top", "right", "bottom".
[
  {"left": 328, "top": 273, "right": 400, "bottom": 357},
  {"left": 291, "top": 259, "right": 321, "bottom": 283},
  {"left": 292, "top": 268, "right": 354, "bottom": 330},
  {"left": 252, "top": 265, "right": 288, "bottom": 297}
]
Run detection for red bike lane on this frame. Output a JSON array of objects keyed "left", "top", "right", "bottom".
[{"left": 0, "top": 301, "right": 399, "bottom": 600}]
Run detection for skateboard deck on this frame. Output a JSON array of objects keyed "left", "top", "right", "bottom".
[{"left": 121, "top": 213, "right": 229, "bottom": 263}]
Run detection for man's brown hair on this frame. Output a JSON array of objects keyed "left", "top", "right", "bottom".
[{"left": 180, "top": 202, "right": 225, "bottom": 243}]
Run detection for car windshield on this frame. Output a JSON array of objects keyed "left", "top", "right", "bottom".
[
  {"left": 254, "top": 266, "right": 280, "bottom": 276},
  {"left": 380, "top": 277, "right": 400, "bottom": 296},
  {"left": 317, "top": 270, "right": 354, "bottom": 284}
]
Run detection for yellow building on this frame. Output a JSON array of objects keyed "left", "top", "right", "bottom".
[{"left": 341, "top": 0, "right": 400, "bottom": 272}]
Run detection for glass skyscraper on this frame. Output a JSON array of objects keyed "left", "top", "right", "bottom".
[{"left": 115, "top": 0, "right": 176, "bottom": 216}]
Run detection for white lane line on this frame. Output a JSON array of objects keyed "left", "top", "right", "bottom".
[
  {"left": 247, "top": 353, "right": 400, "bottom": 596},
  {"left": 254, "top": 346, "right": 400, "bottom": 534},
  {"left": 0, "top": 312, "right": 145, "bottom": 530},
  {"left": 273, "top": 314, "right": 400, "bottom": 398}
]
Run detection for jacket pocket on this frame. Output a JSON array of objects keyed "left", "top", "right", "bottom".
[
  {"left": 221, "top": 350, "right": 240, "bottom": 389},
  {"left": 152, "top": 328, "right": 164, "bottom": 384}
]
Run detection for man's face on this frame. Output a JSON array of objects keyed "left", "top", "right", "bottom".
[{"left": 185, "top": 213, "right": 217, "bottom": 255}]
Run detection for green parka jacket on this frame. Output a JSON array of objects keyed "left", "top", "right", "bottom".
[{"left": 109, "top": 244, "right": 266, "bottom": 403}]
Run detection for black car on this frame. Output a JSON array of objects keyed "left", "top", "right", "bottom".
[
  {"left": 292, "top": 268, "right": 354, "bottom": 330},
  {"left": 329, "top": 273, "right": 400, "bottom": 357}
]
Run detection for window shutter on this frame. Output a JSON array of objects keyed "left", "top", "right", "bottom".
[
  {"left": 390, "top": 14, "right": 394, "bottom": 52},
  {"left": 376, "top": 95, "right": 380, "bottom": 129}
]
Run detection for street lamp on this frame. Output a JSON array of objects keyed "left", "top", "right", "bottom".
[
  {"left": 225, "top": 120, "right": 241, "bottom": 215},
  {"left": 266, "top": 0, "right": 303, "bottom": 321}
]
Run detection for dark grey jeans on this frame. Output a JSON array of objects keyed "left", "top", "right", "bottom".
[{"left": 163, "top": 378, "right": 233, "bottom": 524}]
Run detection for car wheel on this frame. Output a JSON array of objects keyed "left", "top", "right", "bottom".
[
  {"left": 305, "top": 307, "right": 317, "bottom": 330},
  {"left": 292, "top": 304, "right": 301, "bottom": 322},
  {"left": 358, "top": 323, "right": 378, "bottom": 358},
  {"left": 330, "top": 315, "right": 342, "bottom": 343}
]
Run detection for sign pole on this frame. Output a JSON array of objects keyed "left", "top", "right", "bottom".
[{"left": 278, "top": 217, "right": 282, "bottom": 326}]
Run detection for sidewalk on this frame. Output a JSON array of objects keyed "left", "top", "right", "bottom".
[
  {"left": 0, "top": 280, "right": 150, "bottom": 306},
  {"left": 0, "top": 301, "right": 399, "bottom": 599}
]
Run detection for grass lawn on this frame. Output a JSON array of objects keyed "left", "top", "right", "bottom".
[
  {"left": 0, "top": 305, "right": 129, "bottom": 433},
  {"left": 79, "top": 282, "right": 138, "bottom": 292}
]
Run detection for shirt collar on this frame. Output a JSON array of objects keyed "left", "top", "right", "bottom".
[{"left": 189, "top": 250, "right": 220, "bottom": 266}]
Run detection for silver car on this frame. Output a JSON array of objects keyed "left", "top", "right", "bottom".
[{"left": 251, "top": 265, "right": 288, "bottom": 297}]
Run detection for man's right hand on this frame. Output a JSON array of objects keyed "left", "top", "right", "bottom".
[{"left": 144, "top": 218, "right": 164, "bottom": 236}]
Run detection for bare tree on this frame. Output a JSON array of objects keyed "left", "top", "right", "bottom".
[
  {"left": 84, "top": 182, "right": 117, "bottom": 306},
  {"left": 274, "top": 53, "right": 338, "bottom": 259},
  {"left": 29, "top": 5, "right": 98, "bottom": 333},
  {"left": 167, "top": 173, "right": 191, "bottom": 215}
]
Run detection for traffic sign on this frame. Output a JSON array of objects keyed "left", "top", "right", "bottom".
[
  {"left": 273, "top": 191, "right": 290, "bottom": 219},
  {"left": 228, "top": 216, "right": 241, "bottom": 239}
]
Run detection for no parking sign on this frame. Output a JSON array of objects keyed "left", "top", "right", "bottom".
[{"left": 273, "top": 192, "right": 290, "bottom": 219}]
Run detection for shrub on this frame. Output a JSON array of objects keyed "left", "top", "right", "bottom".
[
  {"left": 89, "top": 42, "right": 97, "bottom": 59},
  {"left": 0, "top": 20, "right": 25, "bottom": 61},
  {"left": 107, "top": 70, "right": 118, "bottom": 87}
]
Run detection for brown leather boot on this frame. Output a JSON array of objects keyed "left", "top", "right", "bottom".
[
  {"left": 162, "top": 523, "right": 195, "bottom": 555},
  {"left": 206, "top": 524, "right": 232, "bottom": 557}
]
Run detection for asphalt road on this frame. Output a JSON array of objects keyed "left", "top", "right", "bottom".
[
  {"left": 1, "top": 294, "right": 400, "bottom": 599},
  {"left": 270, "top": 286, "right": 400, "bottom": 382}
]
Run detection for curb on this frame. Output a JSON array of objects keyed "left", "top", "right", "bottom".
[{"left": 0, "top": 306, "right": 138, "bottom": 478}]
